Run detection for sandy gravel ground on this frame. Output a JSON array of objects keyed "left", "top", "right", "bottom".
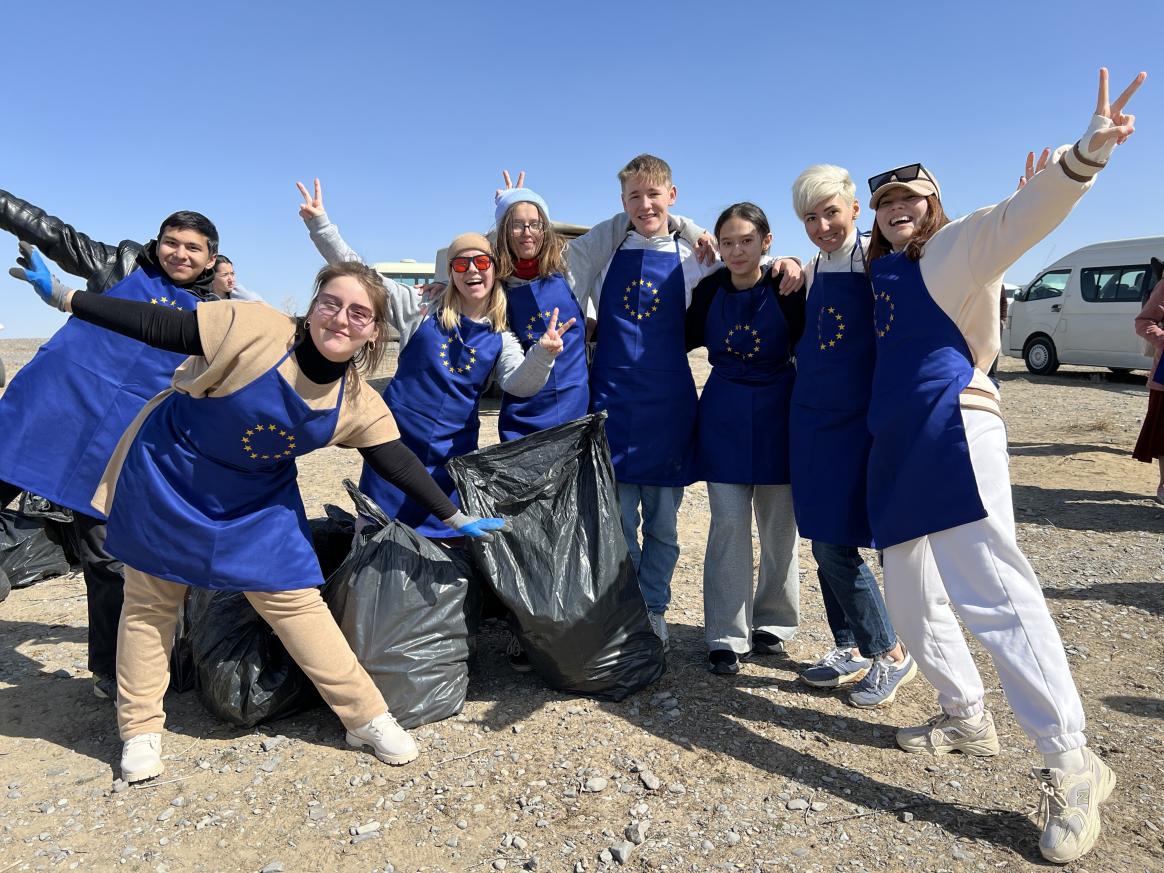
[{"left": 0, "top": 339, "right": 1161, "bottom": 873}]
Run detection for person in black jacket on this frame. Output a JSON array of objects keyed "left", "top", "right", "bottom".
[{"left": 0, "top": 190, "right": 222, "bottom": 700}]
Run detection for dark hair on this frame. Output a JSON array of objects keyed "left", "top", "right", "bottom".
[
  {"left": 214, "top": 254, "right": 232, "bottom": 266},
  {"left": 714, "top": 202, "right": 771, "bottom": 241},
  {"left": 157, "top": 211, "right": 219, "bottom": 256},
  {"left": 865, "top": 193, "right": 949, "bottom": 265}
]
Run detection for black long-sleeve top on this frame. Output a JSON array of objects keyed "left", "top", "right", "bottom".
[
  {"left": 684, "top": 264, "right": 806, "bottom": 354},
  {"left": 69, "top": 292, "right": 459, "bottom": 521}
]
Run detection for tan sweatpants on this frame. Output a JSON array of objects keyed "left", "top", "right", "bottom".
[{"left": 116, "top": 566, "right": 386, "bottom": 740}]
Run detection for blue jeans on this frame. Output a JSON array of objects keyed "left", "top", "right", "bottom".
[
  {"left": 617, "top": 483, "right": 683, "bottom": 615},
  {"left": 812, "top": 540, "right": 896, "bottom": 658}
]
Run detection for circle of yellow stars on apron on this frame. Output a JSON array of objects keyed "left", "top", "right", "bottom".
[
  {"left": 525, "top": 310, "right": 554, "bottom": 343},
  {"left": 149, "top": 295, "right": 183, "bottom": 309},
  {"left": 439, "top": 336, "right": 478, "bottom": 375},
  {"left": 817, "top": 305, "right": 846, "bottom": 350},
  {"left": 241, "top": 423, "right": 297, "bottom": 461},
  {"left": 874, "top": 290, "right": 895, "bottom": 338},
  {"left": 724, "top": 323, "right": 762, "bottom": 359},
  {"left": 623, "top": 278, "right": 660, "bottom": 321}
]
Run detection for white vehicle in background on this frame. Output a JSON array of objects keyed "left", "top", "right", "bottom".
[{"left": 1005, "top": 236, "right": 1161, "bottom": 375}]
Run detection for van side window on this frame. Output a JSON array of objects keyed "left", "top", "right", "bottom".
[
  {"left": 1024, "top": 270, "right": 1070, "bottom": 301},
  {"left": 1080, "top": 264, "right": 1149, "bottom": 303}
]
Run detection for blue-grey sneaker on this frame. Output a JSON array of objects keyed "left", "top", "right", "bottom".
[
  {"left": 800, "top": 647, "right": 871, "bottom": 688},
  {"left": 848, "top": 652, "right": 917, "bottom": 708}
]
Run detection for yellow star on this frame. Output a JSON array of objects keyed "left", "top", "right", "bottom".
[
  {"left": 245, "top": 429, "right": 254, "bottom": 436},
  {"left": 645, "top": 280, "right": 653, "bottom": 288},
  {"left": 150, "top": 298, "right": 158, "bottom": 304},
  {"left": 261, "top": 454, "right": 270, "bottom": 460},
  {"left": 278, "top": 429, "right": 286, "bottom": 437},
  {"left": 250, "top": 453, "right": 258, "bottom": 459},
  {"left": 829, "top": 340, "right": 836, "bottom": 347},
  {"left": 267, "top": 424, "right": 277, "bottom": 431},
  {"left": 827, "top": 306, "right": 835, "bottom": 313},
  {"left": 160, "top": 296, "right": 169, "bottom": 304},
  {"left": 820, "top": 343, "right": 827, "bottom": 350},
  {"left": 839, "top": 324, "right": 845, "bottom": 331},
  {"left": 288, "top": 442, "right": 296, "bottom": 450}
]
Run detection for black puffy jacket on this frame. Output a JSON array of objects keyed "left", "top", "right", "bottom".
[{"left": 0, "top": 188, "right": 217, "bottom": 298}]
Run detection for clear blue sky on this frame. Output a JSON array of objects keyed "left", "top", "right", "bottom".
[{"left": 1, "top": 0, "right": 1159, "bottom": 337}]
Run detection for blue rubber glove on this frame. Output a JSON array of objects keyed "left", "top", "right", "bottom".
[
  {"left": 9, "top": 242, "right": 72, "bottom": 311},
  {"left": 444, "top": 511, "right": 508, "bottom": 542}
]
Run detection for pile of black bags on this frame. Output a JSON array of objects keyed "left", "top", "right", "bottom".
[{"left": 177, "top": 411, "right": 663, "bottom": 729}]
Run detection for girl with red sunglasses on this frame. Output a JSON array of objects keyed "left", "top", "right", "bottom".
[{"left": 295, "top": 177, "right": 575, "bottom": 537}]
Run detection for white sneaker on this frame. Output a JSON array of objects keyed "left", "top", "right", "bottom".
[
  {"left": 1034, "top": 748, "right": 1116, "bottom": 864},
  {"left": 647, "top": 612, "right": 670, "bottom": 651},
  {"left": 896, "top": 710, "right": 1001, "bottom": 756},
  {"left": 121, "top": 733, "right": 163, "bottom": 783},
  {"left": 346, "top": 712, "right": 419, "bottom": 766}
]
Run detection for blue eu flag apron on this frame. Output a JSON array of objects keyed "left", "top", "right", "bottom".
[
  {"left": 0, "top": 264, "right": 202, "bottom": 517},
  {"left": 590, "top": 239, "right": 695, "bottom": 486},
  {"left": 696, "top": 276, "right": 795, "bottom": 485},
  {"left": 499, "top": 273, "right": 588, "bottom": 442},
  {"left": 361, "top": 315, "right": 502, "bottom": 537},
  {"left": 105, "top": 346, "right": 343, "bottom": 591},
  {"left": 789, "top": 263, "right": 877, "bottom": 547},
  {"left": 866, "top": 253, "right": 987, "bottom": 548}
]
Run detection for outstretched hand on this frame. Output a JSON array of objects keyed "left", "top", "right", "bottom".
[
  {"left": 1086, "top": 68, "right": 1146, "bottom": 154},
  {"left": 537, "top": 307, "right": 576, "bottom": 357},
  {"left": 495, "top": 169, "right": 527, "bottom": 203},
  {"left": 1017, "top": 148, "right": 1051, "bottom": 190},
  {"left": 296, "top": 177, "right": 326, "bottom": 220},
  {"left": 456, "top": 515, "right": 508, "bottom": 541},
  {"left": 9, "top": 242, "right": 71, "bottom": 311}
]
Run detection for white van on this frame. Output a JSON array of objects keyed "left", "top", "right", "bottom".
[{"left": 1005, "top": 235, "right": 1161, "bottom": 374}]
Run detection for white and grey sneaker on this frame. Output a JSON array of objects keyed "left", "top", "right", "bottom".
[
  {"left": 121, "top": 732, "right": 163, "bottom": 783},
  {"left": 800, "top": 647, "right": 871, "bottom": 688},
  {"left": 646, "top": 612, "right": 670, "bottom": 652},
  {"left": 896, "top": 710, "right": 1001, "bottom": 757},
  {"left": 848, "top": 651, "right": 917, "bottom": 708},
  {"left": 1034, "top": 748, "right": 1115, "bottom": 864}
]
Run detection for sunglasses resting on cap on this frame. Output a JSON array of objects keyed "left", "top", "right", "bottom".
[{"left": 868, "top": 163, "right": 942, "bottom": 208}]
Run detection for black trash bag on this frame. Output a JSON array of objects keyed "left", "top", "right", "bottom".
[
  {"left": 0, "top": 567, "right": 10, "bottom": 604},
  {"left": 186, "top": 587, "right": 320, "bottom": 728},
  {"left": 309, "top": 504, "right": 357, "bottom": 582},
  {"left": 322, "top": 480, "right": 476, "bottom": 730},
  {"left": 19, "top": 493, "right": 82, "bottom": 570},
  {"left": 447, "top": 413, "right": 665, "bottom": 701},
  {"left": 0, "top": 505, "right": 73, "bottom": 588}
]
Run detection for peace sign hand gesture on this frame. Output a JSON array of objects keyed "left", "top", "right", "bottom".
[
  {"left": 296, "top": 177, "right": 326, "bottom": 220},
  {"left": 1082, "top": 68, "right": 1146, "bottom": 160},
  {"left": 495, "top": 169, "right": 527, "bottom": 203},
  {"left": 537, "top": 307, "right": 575, "bottom": 358}
]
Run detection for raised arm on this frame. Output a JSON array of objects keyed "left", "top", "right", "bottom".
[
  {"left": 296, "top": 178, "right": 421, "bottom": 337},
  {"left": 0, "top": 188, "right": 120, "bottom": 281},
  {"left": 10, "top": 243, "right": 202, "bottom": 354},
  {"left": 297, "top": 178, "right": 365, "bottom": 265},
  {"left": 927, "top": 69, "right": 1146, "bottom": 288}
]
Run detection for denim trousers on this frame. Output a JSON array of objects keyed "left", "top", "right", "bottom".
[
  {"left": 617, "top": 482, "right": 684, "bottom": 615},
  {"left": 811, "top": 540, "right": 896, "bottom": 658}
]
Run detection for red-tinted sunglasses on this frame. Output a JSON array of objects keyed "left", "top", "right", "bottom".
[{"left": 450, "top": 254, "right": 494, "bottom": 273}]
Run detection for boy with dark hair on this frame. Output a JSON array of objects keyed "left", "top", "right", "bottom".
[{"left": 0, "top": 189, "right": 222, "bottom": 699}]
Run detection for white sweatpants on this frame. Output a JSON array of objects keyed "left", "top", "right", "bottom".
[{"left": 882, "top": 408, "right": 1086, "bottom": 755}]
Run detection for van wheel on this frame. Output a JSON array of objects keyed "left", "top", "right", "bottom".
[{"left": 1023, "top": 336, "right": 1059, "bottom": 375}]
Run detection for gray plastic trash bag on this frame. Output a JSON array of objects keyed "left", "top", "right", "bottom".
[
  {"left": 447, "top": 413, "right": 665, "bottom": 701},
  {"left": 323, "top": 481, "right": 476, "bottom": 730}
]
